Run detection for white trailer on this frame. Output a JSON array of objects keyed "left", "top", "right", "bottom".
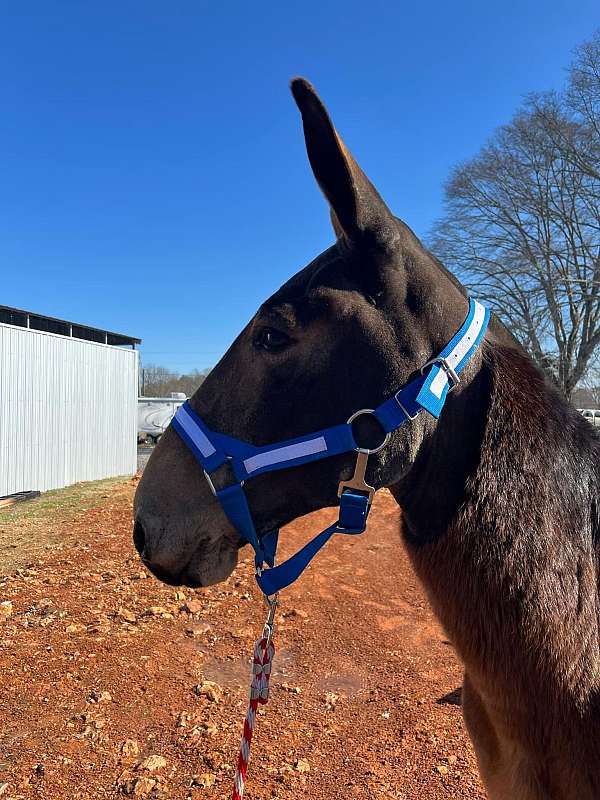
[{"left": 138, "top": 393, "right": 186, "bottom": 443}]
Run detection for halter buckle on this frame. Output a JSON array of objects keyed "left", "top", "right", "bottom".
[
  {"left": 420, "top": 356, "right": 460, "bottom": 392},
  {"left": 337, "top": 450, "right": 375, "bottom": 504}
]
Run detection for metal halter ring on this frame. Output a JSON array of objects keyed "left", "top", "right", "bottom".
[
  {"left": 347, "top": 408, "right": 391, "bottom": 454},
  {"left": 203, "top": 456, "right": 244, "bottom": 496}
]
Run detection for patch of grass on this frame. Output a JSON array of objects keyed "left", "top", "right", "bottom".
[
  {"left": 0, "top": 477, "right": 128, "bottom": 523},
  {"left": 0, "top": 476, "right": 133, "bottom": 574}
]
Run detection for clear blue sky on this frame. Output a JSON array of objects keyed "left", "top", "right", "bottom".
[{"left": 2, "top": 2, "right": 598, "bottom": 371}]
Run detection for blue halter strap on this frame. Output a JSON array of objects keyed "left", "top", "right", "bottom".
[{"left": 171, "top": 298, "right": 490, "bottom": 597}]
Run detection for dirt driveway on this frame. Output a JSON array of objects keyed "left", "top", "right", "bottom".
[{"left": 0, "top": 478, "right": 484, "bottom": 799}]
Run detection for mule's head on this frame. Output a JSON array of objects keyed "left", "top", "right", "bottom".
[{"left": 133, "top": 78, "right": 472, "bottom": 587}]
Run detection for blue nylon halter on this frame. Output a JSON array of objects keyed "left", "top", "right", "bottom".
[{"left": 171, "top": 298, "right": 490, "bottom": 597}]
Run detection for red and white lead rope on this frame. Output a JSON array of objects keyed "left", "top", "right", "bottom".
[{"left": 231, "top": 600, "right": 277, "bottom": 800}]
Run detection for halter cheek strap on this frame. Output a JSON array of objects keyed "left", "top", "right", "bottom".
[{"left": 171, "top": 298, "right": 490, "bottom": 597}]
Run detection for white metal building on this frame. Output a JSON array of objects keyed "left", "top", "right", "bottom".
[{"left": 0, "top": 305, "right": 140, "bottom": 496}]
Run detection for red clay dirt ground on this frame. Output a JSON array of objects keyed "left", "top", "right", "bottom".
[{"left": 0, "top": 478, "right": 485, "bottom": 800}]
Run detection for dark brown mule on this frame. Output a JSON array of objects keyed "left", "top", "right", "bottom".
[{"left": 134, "top": 79, "right": 600, "bottom": 799}]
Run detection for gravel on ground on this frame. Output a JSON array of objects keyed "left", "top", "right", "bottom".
[{"left": 0, "top": 478, "right": 484, "bottom": 799}]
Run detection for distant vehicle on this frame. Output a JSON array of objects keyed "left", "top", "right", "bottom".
[
  {"left": 577, "top": 408, "right": 600, "bottom": 427},
  {"left": 138, "top": 393, "right": 186, "bottom": 443}
]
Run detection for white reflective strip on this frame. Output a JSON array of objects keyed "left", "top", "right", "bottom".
[
  {"left": 175, "top": 406, "right": 216, "bottom": 457},
  {"left": 243, "top": 436, "right": 327, "bottom": 474},
  {"left": 429, "top": 301, "right": 486, "bottom": 399},
  {"left": 429, "top": 368, "right": 449, "bottom": 400}
]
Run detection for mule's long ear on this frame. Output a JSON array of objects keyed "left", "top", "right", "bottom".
[{"left": 291, "top": 78, "right": 397, "bottom": 246}]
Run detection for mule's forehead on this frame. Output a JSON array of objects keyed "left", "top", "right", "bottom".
[
  {"left": 260, "top": 239, "right": 396, "bottom": 318},
  {"left": 264, "top": 245, "right": 345, "bottom": 307}
]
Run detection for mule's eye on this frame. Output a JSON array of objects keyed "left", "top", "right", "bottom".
[{"left": 253, "top": 327, "right": 291, "bottom": 352}]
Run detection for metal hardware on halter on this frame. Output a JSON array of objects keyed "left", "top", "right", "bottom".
[
  {"left": 420, "top": 356, "right": 460, "bottom": 391},
  {"left": 263, "top": 594, "right": 278, "bottom": 646},
  {"left": 338, "top": 409, "right": 390, "bottom": 504},
  {"left": 347, "top": 408, "right": 390, "bottom": 454},
  {"left": 203, "top": 456, "right": 244, "bottom": 496},
  {"left": 394, "top": 391, "right": 419, "bottom": 421},
  {"left": 338, "top": 450, "right": 375, "bottom": 504}
]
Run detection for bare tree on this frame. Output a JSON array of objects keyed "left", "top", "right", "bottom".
[
  {"left": 575, "top": 359, "right": 600, "bottom": 407},
  {"left": 562, "top": 30, "right": 600, "bottom": 181},
  {"left": 529, "top": 31, "right": 600, "bottom": 185},
  {"left": 431, "top": 30, "right": 600, "bottom": 399},
  {"left": 140, "top": 364, "right": 211, "bottom": 397}
]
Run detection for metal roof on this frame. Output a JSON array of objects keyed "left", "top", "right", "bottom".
[{"left": 0, "top": 304, "right": 141, "bottom": 348}]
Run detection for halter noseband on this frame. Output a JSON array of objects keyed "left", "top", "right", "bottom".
[{"left": 171, "top": 298, "right": 490, "bottom": 597}]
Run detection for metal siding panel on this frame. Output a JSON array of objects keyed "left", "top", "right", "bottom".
[{"left": 0, "top": 323, "right": 138, "bottom": 495}]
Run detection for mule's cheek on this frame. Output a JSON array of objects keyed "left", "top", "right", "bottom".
[{"left": 385, "top": 419, "right": 432, "bottom": 481}]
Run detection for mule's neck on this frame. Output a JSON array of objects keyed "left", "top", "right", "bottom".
[{"left": 390, "top": 340, "right": 600, "bottom": 709}]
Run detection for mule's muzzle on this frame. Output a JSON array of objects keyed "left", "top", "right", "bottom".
[
  {"left": 133, "top": 518, "right": 147, "bottom": 559},
  {"left": 132, "top": 515, "right": 238, "bottom": 589},
  {"left": 133, "top": 517, "right": 188, "bottom": 585}
]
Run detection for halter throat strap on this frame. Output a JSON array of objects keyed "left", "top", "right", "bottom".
[{"left": 171, "top": 298, "right": 490, "bottom": 596}]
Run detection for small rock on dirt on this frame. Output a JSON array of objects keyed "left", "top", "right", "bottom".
[
  {"left": 281, "top": 683, "right": 302, "bottom": 694},
  {"left": 89, "top": 689, "right": 112, "bottom": 703},
  {"left": 191, "top": 772, "right": 216, "bottom": 788},
  {"left": 294, "top": 758, "right": 310, "bottom": 773},
  {"left": 185, "top": 623, "right": 211, "bottom": 638},
  {"left": 121, "top": 740, "right": 140, "bottom": 759},
  {"left": 182, "top": 599, "right": 203, "bottom": 615},
  {"left": 190, "top": 722, "right": 218, "bottom": 737},
  {"left": 0, "top": 601, "right": 13, "bottom": 619},
  {"left": 128, "top": 776, "right": 157, "bottom": 796},
  {"left": 144, "top": 606, "right": 173, "bottom": 619},
  {"left": 193, "top": 680, "right": 223, "bottom": 703},
  {"left": 282, "top": 608, "right": 309, "bottom": 620},
  {"left": 137, "top": 755, "right": 167, "bottom": 773},
  {"left": 176, "top": 711, "right": 191, "bottom": 728}
]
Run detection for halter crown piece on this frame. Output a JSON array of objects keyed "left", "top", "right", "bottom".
[{"left": 172, "top": 298, "right": 490, "bottom": 598}]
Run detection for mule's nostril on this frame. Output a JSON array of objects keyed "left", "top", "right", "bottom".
[{"left": 133, "top": 519, "right": 146, "bottom": 556}]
